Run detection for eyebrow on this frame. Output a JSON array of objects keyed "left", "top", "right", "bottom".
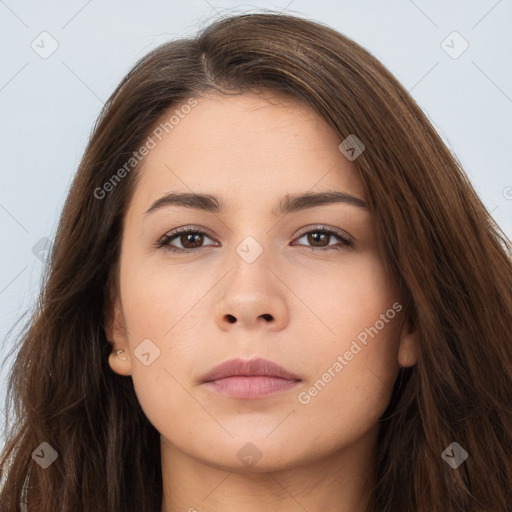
[{"left": 145, "top": 190, "right": 369, "bottom": 217}]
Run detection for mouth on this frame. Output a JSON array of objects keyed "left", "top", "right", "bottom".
[{"left": 200, "top": 357, "right": 302, "bottom": 399}]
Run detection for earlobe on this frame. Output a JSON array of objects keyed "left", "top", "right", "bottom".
[{"left": 108, "top": 348, "right": 132, "bottom": 376}]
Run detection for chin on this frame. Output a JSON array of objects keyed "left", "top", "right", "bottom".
[{"left": 190, "top": 438, "right": 313, "bottom": 474}]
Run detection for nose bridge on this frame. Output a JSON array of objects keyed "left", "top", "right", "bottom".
[
  {"left": 225, "top": 204, "right": 275, "bottom": 269},
  {"left": 213, "top": 227, "right": 289, "bottom": 330},
  {"left": 226, "top": 230, "right": 274, "bottom": 294}
]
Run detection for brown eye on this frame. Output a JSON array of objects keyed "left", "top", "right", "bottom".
[
  {"left": 305, "top": 232, "right": 330, "bottom": 247},
  {"left": 156, "top": 225, "right": 353, "bottom": 254},
  {"left": 157, "top": 228, "right": 217, "bottom": 252},
  {"left": 293, "top": 227, "right": 353, "bottom": 252},
  {"left": 178, "top": 232, "right": 204, "bottom": 249}
]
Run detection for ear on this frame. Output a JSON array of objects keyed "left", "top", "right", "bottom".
[
  {"left": 105, "top": 280, "right": 132, "bottom": 377},
  {"left": 397, "top": 314, "right": 419, "bottom": 368}
]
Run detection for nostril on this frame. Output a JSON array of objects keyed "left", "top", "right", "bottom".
[{"left": 226, "top": 314, "right": 236, "bottom": 323}]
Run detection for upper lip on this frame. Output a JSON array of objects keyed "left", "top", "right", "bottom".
[{"left": 200, "top": 357, "right": 301, "bottom": 382}]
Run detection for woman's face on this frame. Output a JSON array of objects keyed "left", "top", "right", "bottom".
[{"left": 108, "top": 91, "right": 417, "bottom": 472}]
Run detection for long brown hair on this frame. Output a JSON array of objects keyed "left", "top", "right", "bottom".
[{"left": 1, "top": 11, "right": 511, "bottom": 512}]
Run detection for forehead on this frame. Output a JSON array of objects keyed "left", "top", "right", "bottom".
[{"left": 128, "top": 92, "right": 366, "bottom": 215}]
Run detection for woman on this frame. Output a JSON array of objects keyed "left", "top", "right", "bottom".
[{"left": 1, "top": 11, "right": 511, "bottom": 512}]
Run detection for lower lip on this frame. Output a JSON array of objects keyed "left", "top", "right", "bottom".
[{"left": 203, "top": 376, "right": 301, "bottom": 399}]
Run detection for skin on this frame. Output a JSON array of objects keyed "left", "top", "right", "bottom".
[{"left": 107, "top": 91, "right": 418, "bottom": 512}]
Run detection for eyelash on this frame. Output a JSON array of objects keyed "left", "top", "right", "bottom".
[{"left": 155, "top": 225, "right": 354, "bottom": 253}]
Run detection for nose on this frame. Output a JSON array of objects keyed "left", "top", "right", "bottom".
[{"left": 213, "top": 242, "right": 290, "bottom": 332}]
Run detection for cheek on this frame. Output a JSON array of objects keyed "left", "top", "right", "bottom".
[
  {"left": 119, "top": 251, "right": 199, "bottom": 341},
  {"left": 293, "top": 252, "right": 401, "bottom": 431},
  {"left": 116, "top": 253, "right": 198, "bottom": 399},
  {"left": 294, "top": 318, "right": 401, "bottom": 454},
  {"left": 297, "top": 250, "right": 400, "bottom": 343}
]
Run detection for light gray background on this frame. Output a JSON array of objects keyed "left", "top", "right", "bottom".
[{"left": 1, "top": 0, "right": 511, "bottom": 441}]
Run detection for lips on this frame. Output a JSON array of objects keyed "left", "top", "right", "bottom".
[
  {"left": 200, "top": 357, "right": 302, "bottom": 399},
  {"left": 200, "top": 357, "right": 301, "bottom": 382}
]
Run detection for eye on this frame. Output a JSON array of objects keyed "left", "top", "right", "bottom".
[
  {"left": 155, "top": 225, "right": 354, "bottom": 253},
  {"left": 292, "top": 226, "right": 354, "bottom": 252},
  {"left": 155, "top": 226, "right": 218, "bottom": 252}
]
